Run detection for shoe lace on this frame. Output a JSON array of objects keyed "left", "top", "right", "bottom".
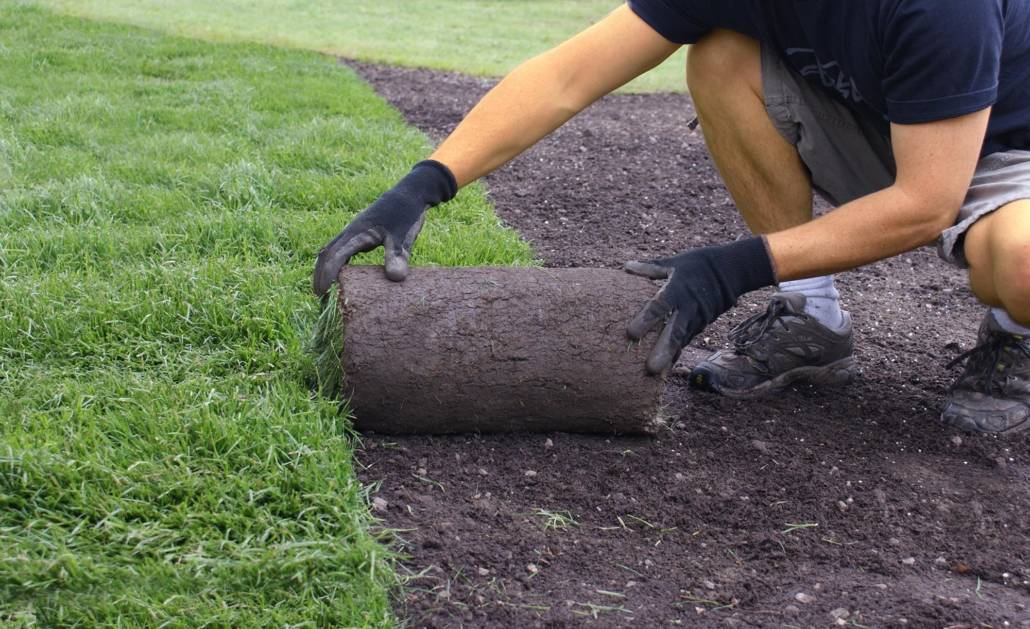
[
  {"left": 947, "top": 333, "right": 1030, "bottom": 395},
  {"left": 728, "top": 299, "right": 790, "bottom": 352}
]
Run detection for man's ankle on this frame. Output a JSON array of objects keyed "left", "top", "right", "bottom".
[
  {"left": 778, "top": 275, "right": 846, "bottom": 331},
  {"left": 991, "top": 307, "right": 1030, "bottom": 336}
]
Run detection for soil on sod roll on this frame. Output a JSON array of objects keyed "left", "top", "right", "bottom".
[
  {"left": 338, "top": 266, "right": 664, "bottom": 435},
  {"left": 347, "top": 61, "right": 1030, "bottom": 627}
]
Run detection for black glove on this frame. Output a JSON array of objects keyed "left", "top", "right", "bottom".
[
  {"left": 312, "top": 160, "right": 457, "bottom": 297},
  {"left": 624, "top": 236, "right": 776, "bottom": 375}
]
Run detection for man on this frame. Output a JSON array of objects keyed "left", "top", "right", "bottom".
[{"left": 314, "top": 1, "right": 1030, "bottom": 435}]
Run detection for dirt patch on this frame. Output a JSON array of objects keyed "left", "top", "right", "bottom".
[{"left": 347, "top": 61, "right": 1030, "bottom": 627}]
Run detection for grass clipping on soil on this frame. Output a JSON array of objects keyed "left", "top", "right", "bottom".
[{"left": 0, "top": 4, "right": 530, "bottom": 625}]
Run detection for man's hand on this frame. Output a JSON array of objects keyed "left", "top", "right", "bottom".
[
  {"left": 625, "top": 237, "right": 777, "bottom": 374},
  {"left": 312, "top": 160, "right": 457, "bottom": 297}
]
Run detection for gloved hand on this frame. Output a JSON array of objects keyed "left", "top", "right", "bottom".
[
  {"left": 624, "top": 236, "right": 777, "bottom": 375},
  {"left": 312, "top": 160, "right": 457, "bottom": 297}
]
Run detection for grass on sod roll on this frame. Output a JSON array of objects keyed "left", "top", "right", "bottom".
[
  {"left": 36, "top": 0, "right": 689, "bottom": 93},
  {"left": 0, "top": 3, "right": 533, "bottom": 625}
]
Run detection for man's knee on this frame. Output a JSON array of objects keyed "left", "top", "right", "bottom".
[
  {"left": 969, "top": 200, "right": 1030, "bottom": 323},
  {"left": 686, "top": 29, "right": 762, "bottom": 97},
  {"left": 996, "top": 241, "right": 1030, "bottom": 323}
]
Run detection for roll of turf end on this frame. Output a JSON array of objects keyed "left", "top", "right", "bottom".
[{"left": 336, "top": 266, "right": 667, "bottom": 435}]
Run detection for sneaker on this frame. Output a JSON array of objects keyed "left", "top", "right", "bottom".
[
  {"left": 941, "top": 312, "right": 1030, "bottom": 435},
  {"left": 689, "top": 292, "right": 857, "bottom": 398}
]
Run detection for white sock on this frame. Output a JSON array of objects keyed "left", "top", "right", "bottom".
[
  {"left": 991, "top": 308, "right": 1030, "bottom": 336},
  {"left": 778, "top": 275, "right": 846, "bottom": 330}
]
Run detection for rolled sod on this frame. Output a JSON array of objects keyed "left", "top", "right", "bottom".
[{"left": 337, "top": 266, "right": 667, "bottom": 434}]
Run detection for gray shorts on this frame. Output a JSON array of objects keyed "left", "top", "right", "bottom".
[{"left": 761, "top": 45, "right": 1030, "bottom": 267}]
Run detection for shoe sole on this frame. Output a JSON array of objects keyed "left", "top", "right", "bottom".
[
  {"left": 940, "top": 410, "right": 1030, "bottom": 436},
  {"left": 691, "top": 356, "right": 858, "bottom": 400}
]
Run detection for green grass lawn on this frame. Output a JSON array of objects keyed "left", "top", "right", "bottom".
[
  {"left": 36, "top": 0, "right": 688, "bottom": 93},
  {"left": 0, "top": 3, "right": 532, "bottom": 624}
]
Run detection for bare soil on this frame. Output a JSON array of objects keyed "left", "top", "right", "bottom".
[{"left": 347, "top": 60, "right": 1030, "bottom": 628}]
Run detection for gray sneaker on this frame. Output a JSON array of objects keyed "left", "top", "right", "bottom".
[
  {"left": 942, "top": 312, "right": 1030, "bottom": 435},
  {"left": 689, "top": 292, "right": 857, "bottom": 398}
]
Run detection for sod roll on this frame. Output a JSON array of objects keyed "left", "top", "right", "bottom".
[{"left": 338, "top": 266, "right": 667, "bottom": 434}]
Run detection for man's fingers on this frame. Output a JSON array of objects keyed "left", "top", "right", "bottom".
[
  {"left": 383, "top": 233, "right": 410, "bottom": 282},
  {"left": 623, "top": 260, "right": 670, "bottom": 280},
  {"left": 312, "top": 228, "right": 382, "bottom": 297},
  {"left": 627, "top": 293, "right": 673, "bottom": 340},
  {"left": 383, "top": 214, "right": 426, "bottom": 282},
  {"left": 645, "top": 310, "right": 692, "bottom": 375}
]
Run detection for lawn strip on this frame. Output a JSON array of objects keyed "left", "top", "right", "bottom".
[{"left": 0, "top": 5, "right": 531, "bottom": 624}]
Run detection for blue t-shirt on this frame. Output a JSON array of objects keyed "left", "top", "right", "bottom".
[{"left": 628, "top": 0, "right": 1030, "bottom": 156}]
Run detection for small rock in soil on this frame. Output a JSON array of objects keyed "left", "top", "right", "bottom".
[
  {"left": 477, "top": 567, "right": 490, "bottom": 576},
  {"left": 784, "top": 605, "right": 800, "bottom": 615},
  {"left": 372, "top": 496, "right": 388, "bottom": 512},
  {"left": 795, "top": 592, "right": 816, "bottom": 604},
  {"left": 544, "top": 438, "right": 554, "bottom": 449},
  {"left": 830, "top": 607, "right": 850, "bottom": 620},
  {"left": 524, "top": 470, "right": 537, "bottom": 477},
  {"left": 902, "top": 557, "right": 916, "bottom": 566},
  {"left": 951, "top": 435, "right": 963, "bottom": 447},
  {"left": 526, "top": 563, "right": 539, "bottom": 574},
  {"left": 703, "top": 580, "right": 716, "bottom": 590}
]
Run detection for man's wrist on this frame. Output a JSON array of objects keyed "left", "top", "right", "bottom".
[
  {"left": 716, "top": 236, "right": 778, "bottom": 295},
  {"left": 758, "top": 234, "right": 779, "bottom": 283},
  {"left": 411, "top": 159, "right": 458, "bottom": 204}
]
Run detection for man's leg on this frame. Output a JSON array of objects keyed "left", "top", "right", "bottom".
[
  {"left": 688, "top": 30, "right": 845, "bottom": 328},
  {"left": 687, "top": 30, "right": 813, "bottom": 233},
  {"left": 964, "top": 200, "right": 1030, "bottom": 324},
  {"left": 685, "top": 30, "right": 856, "bottom": 397},
  {"left": 941, "top": 199, "right": 1030, "bottom": 434}
]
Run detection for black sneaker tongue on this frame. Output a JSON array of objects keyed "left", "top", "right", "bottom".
[{"left": 771, "top": 292, "right": 808, "bottom": 315}]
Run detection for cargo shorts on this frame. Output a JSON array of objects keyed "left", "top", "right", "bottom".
[{"left": 760, "top": 44, "right": 1030, "bottom": 267}]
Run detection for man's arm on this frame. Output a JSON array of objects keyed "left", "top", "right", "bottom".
[
  {"left": 313, "top": 5, "right": 678, "bottom": 294},
  {"left": 765, "top": 109, "right": 991, "bottom": 279},
  {"left": 624, "top": 109, "right": 991, "bottom": 374},
  {"left": 431, "top": 5, "right": 680, "bottom": 186}
]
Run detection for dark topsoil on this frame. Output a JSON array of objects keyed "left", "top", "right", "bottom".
[{"left": 347, "top": 61, "right": 1030, "bottom": 628}]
